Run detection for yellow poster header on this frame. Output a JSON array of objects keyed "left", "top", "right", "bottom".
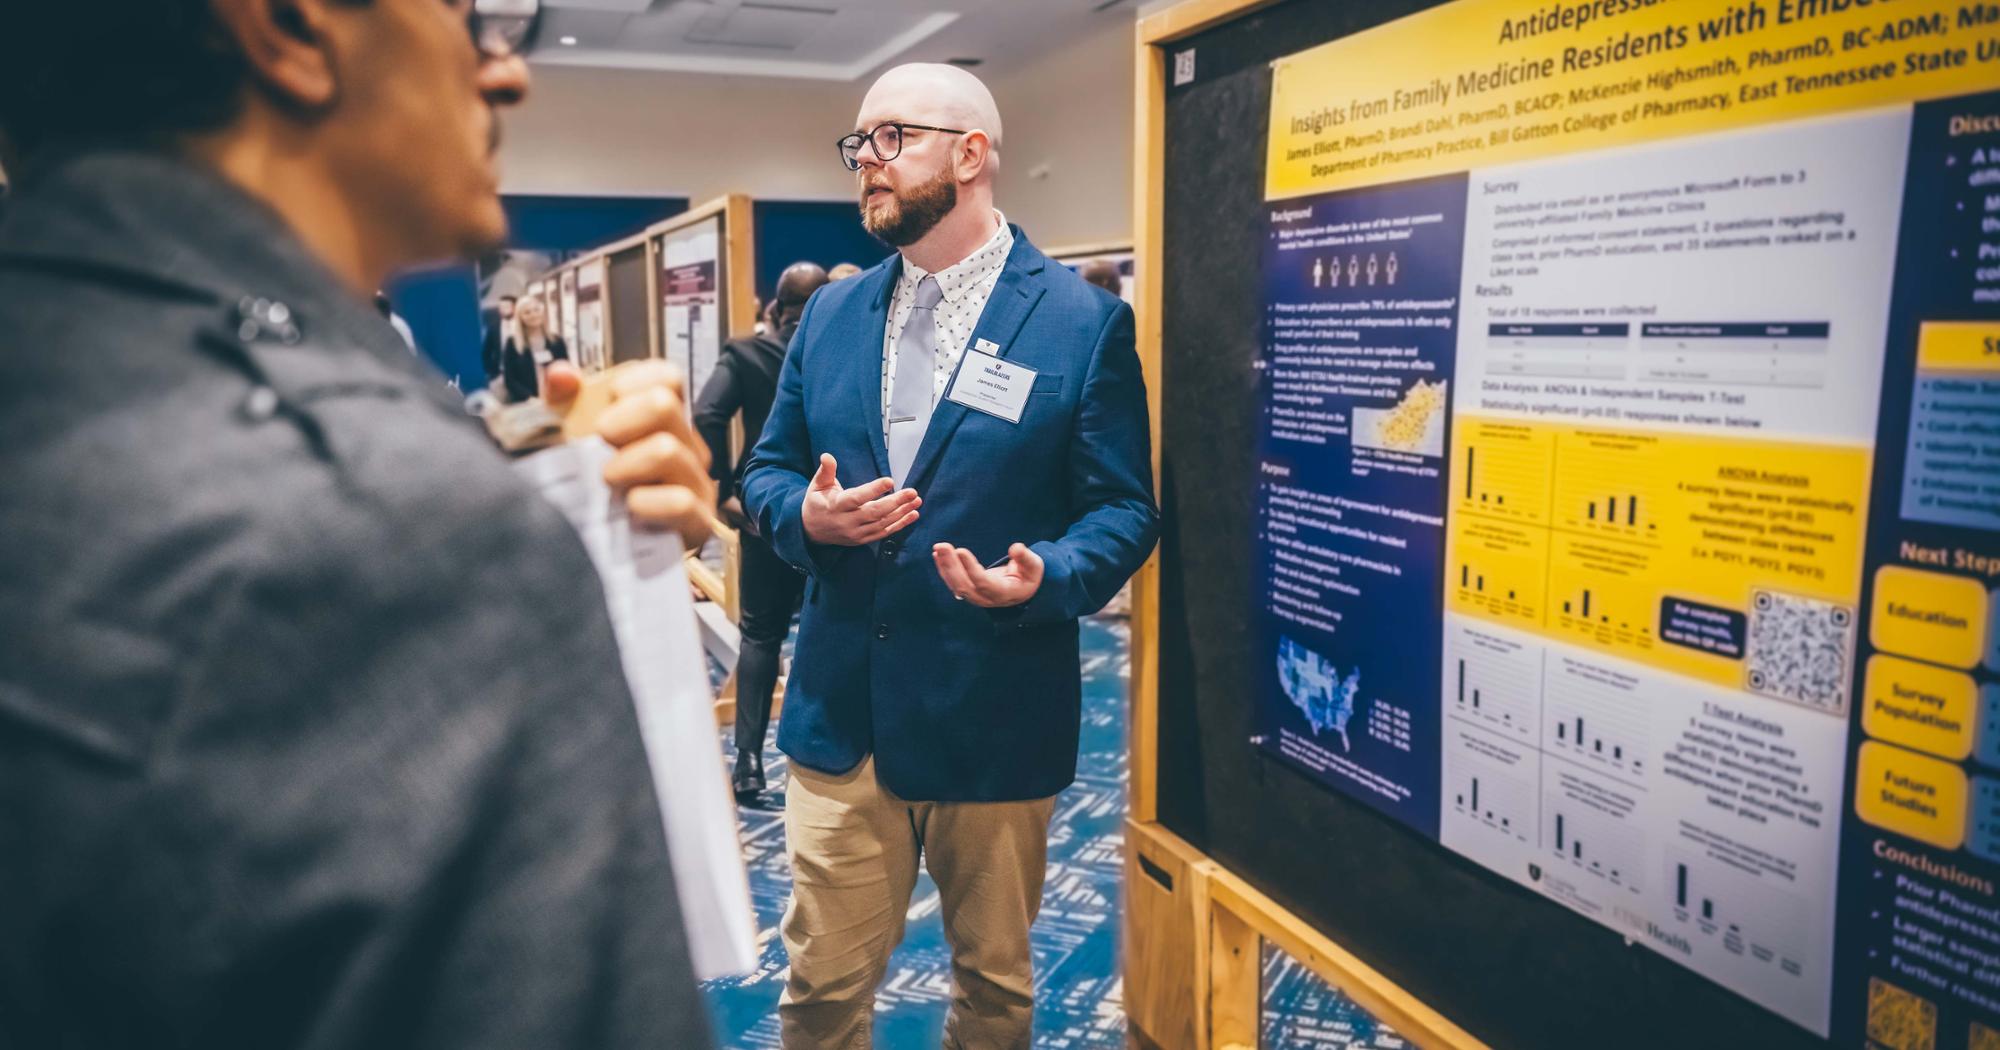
[{"left": 1267, "top": 0, "right": 2000, "bottom": 199}]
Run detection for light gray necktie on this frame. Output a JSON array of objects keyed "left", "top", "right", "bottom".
[{"left": 887, "top": 276, "right": 944, "bottom": 486}]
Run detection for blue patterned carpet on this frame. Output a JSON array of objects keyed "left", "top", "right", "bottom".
[{"left": 700, "top": 614, "right": 1402, "bottom": 1049}]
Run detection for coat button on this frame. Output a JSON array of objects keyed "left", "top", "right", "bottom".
[
  {"left": 240, "top": 385, "right": 280, "bottom": 421},
  {"left": 876, "top": 624, "right": 890, "bottom": 640},
  {"left": 880, "top": 539, "right": 900, "bottom": 558}
]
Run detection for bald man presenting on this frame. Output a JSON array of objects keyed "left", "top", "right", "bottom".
[{"left": 742, "top": 65, "right": 1158, "bottom": 1048}]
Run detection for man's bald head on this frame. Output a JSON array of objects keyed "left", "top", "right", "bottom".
[{"left": 858, "top": 63, "right": 1002, "bottom": 159}]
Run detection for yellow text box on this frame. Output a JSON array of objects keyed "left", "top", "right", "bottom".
[
  {"left": 1916, "top": 322, "right": 2000, "bottom": 374},
  {"left": 1872, "top": 565, "right": 1988, "bottom": 669},
  {"left": 1267, "top": 0, "right": 1999, "bottom": 199},
  {"left": 1863, "top": 654, "right": 1977, "bottom": 760},
  {"left": 1855, "top": 740, "right": 1968, "bottom": 850}
]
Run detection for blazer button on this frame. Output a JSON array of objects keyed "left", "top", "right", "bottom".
[
  {"left": 876, "top": 623, "right": 890, "bottom": 640},
  {"left": 879, "top": 538, "right": 900, "bottom": 558}
]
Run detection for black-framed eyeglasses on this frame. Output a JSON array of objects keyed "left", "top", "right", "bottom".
[
  {"left": 837, "top": 122, "right": 968, "bottom": 171},
  {"left": 470, "top": 0, "right": 542, "bottom": 59}
]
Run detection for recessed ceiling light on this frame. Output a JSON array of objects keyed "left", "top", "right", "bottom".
[{"left": 560, "top": 35, "right": 579, "bottom": 45}]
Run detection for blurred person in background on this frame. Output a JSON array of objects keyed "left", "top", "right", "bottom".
[
  {"left": 0, "top": 1, "right": 716, "bottom": 1047},
  {"left": 693, "top": 261, "right": 828, "bottom": 800},
  {"left": 827, "top": 261, "right": 864, "bottom": 281},
  {"left": 501, "top": 292, "right": 567, "bottom": 401},
  {"left": 1078, "top": 257, "right": 1123, "bottom": 299},
  {"left": 483, "top": 291, "right": 517, "bottom": 384}
]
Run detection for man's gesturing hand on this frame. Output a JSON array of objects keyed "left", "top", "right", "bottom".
[
  {"left": 800, "top": 454, "right": 921, "bottom": 546},
  {"left": 932, "top": 542, "right": 1044, "bottom": 608}
]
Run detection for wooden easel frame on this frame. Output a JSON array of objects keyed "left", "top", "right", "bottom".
[{"left": 1124, "top": 3, "right": 1489, "bottom": 1047}]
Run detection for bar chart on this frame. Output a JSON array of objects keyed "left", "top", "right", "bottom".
[
  {"left": 1664, "top": 849, "right": 1809, "bottom": 978},
  {"left": 1548, "top": 535, "right": 1658, "bottom": 647},
  {"left": 1449, "top": 758, "right": 1534, "bottom": 843},
  {"left": 1546, "top": 794, "right": 1644, "bottom": 893},
  {"left": 1453, "top": 420, "right": 1554, "bottom": 525},
  {"left": 1444, "top": 624, "right": 1540, "bottom": 742},
  {"left": 1551, "top": 430, "right": 1667, "bottom": 539},
  {"left": 1543, "top": 659, "right": 1648, "bottom": 780},
  {"left": 1446, "top": 518, "right": 1549, "bottom": 628}
]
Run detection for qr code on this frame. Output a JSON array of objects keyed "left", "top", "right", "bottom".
[
  {"left": 1744, "top": 589, "right": 1855, "bottom": 715},
  {"left": 1972, "top": 1022, "right": 2000, "bottom": 1050},
  {"left": 1867, "top": 977, "right": 1936, "bottom": 1050}
]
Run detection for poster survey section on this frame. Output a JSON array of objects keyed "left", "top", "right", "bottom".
[{"left": 1250, "top": 0, "right": 2000, "bottom": 1042}]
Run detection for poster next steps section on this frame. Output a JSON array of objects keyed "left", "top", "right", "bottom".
[{"left": 1250, "top": 0, "right": 2000, "bottom": 1042}]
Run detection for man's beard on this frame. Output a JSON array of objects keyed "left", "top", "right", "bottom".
[{"left": 860, "top": 165, "right": 957, "bottom": 247}]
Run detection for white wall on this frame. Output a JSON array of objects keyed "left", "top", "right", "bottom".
[
  {"left": 498, "top": 13, "right": 1136, "bottom": 248},
  {"left": 984, "top": 14, "right": 1135, "bottom": 251}
]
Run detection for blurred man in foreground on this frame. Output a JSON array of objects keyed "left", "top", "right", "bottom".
[{"left": 0, "top": 1, "right": 716, "bottom": 1046}]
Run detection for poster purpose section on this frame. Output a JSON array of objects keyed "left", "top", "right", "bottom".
[{"left": 1250, "top": 0, "right": 2000, "bottom": 1042}]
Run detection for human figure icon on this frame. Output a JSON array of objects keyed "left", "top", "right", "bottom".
[
  {"left": 1366, "top": 253, "right": 1378, "bottom": 285},
  {"left": 1312, "top": 256, "right": 1324, "bottom": 288},
  {"left": 1386, "top": 251, "right": 1399, "bottom": 285},
  {"left": 1347, "top": 255, "right": 1360, "bottom": 284}
]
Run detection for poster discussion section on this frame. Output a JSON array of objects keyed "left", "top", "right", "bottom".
[{"left": 1248, "top": 0, "right": 2000, "bottom": 1043}]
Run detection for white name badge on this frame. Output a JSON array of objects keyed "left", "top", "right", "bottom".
[{"left": 945, "top": 346, "right": 1036, "bottom": 424}]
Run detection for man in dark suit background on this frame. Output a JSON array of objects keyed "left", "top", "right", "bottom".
[
  {"left": 694, "top": 260, "right": 829, "bottom": 799},
  {"left": 742, "top": 62, "right": 1159, "bottom": 1049},
  {"left": 0, "top": 1, "right": 717, "bottom": 1046}
]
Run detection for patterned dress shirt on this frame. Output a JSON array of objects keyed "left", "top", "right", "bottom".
[{"left": 880, "top": 211, "right": 1014, "bottom": 442}]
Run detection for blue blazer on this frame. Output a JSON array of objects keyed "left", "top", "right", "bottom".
[{"left": 741, "top": 229, "right": 1159, "bottom": 802}]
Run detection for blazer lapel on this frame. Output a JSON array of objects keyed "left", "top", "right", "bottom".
[
  {"left": 853, "top": 257, "right": 900, "bottom": 479},
  {"left": 903, "top": 235, "right": 1048, "bottom": 493}
]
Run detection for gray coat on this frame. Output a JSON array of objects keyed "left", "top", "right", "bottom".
[{"left": 0, "top": 150, "right": 713, "bottom": 1048}]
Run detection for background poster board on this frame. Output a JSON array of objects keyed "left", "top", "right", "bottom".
[
  {"left": 608, "top": 242, "right": 652, "bottom": 367},
  {"left": 574, "top": 257, "right": 606, "bottom": 372},
  {"left": 1152, "top": 0, "right": 2000, "bottom": 1045},
  {"left": 659, "top": 216, "right": 725, "bottom": 397}
]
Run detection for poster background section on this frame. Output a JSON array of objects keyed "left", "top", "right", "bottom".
[
  {"left": 1252, "top": 173, "right": 1466, "bottom": 837},
  {"left": 1157, "top": 0, "right": 1833, "bottom": 1045},
  {"left": 1833, "top": 88, "right": 2000, "bottom": 1050}
]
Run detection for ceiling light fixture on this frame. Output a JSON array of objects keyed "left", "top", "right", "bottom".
[{"left": 560, "top": 35, "right": 579, "bottom": 45}]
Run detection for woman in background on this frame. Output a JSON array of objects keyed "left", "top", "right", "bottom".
[{"left": 501, "top": 295, "right": 568, "bottom": 402}]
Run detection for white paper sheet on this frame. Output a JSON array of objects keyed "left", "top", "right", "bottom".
[{"left": 514, "top": 437, "right": 756, "bottom": 980}]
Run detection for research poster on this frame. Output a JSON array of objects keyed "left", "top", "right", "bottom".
[
  {"left": 659, "top": 218, "right": 724, "bottom": 396},
  {"left": 575, "top": 258, "right": 606, "bottom": 373},
  {"left": 1250, "top": 0, "right": 2000, "bottom": 1042}
]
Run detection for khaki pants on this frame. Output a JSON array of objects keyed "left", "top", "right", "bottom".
[{"left": 778, "top": 756, "right": 1058, "bottom": 1050}]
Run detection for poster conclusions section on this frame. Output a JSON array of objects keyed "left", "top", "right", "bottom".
[{"left": 1250, "top": 0, "right": 2000, "bottom": 1042}]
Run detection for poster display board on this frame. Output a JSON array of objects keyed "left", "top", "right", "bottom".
[
  {"left": 559, "top": 267, "right": 580, "bottom": 362},
  {"left": 658, "top": 217, "right": 725, "bottom": 396},
  {"left": 575, "top": 257, "right": 607, "bottom": 373},
  {"left": 1249, "top": 0, "right": 2000, "bottom": 1042}
]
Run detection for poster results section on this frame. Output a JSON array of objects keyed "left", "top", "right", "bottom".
[
  {"left": 1833, "top": 91, "right": 2000, "bottom": 1050},
  {"left": 1252, "top": 176, "right": 1466, "bottom": 836},
  {"left": 1439, "top": 98, "right": 1910, "bottom": 1038}
]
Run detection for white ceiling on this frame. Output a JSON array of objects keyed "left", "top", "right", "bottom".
[{"left": 534, "top": 0, "right": 1138, "bottom": 81}]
